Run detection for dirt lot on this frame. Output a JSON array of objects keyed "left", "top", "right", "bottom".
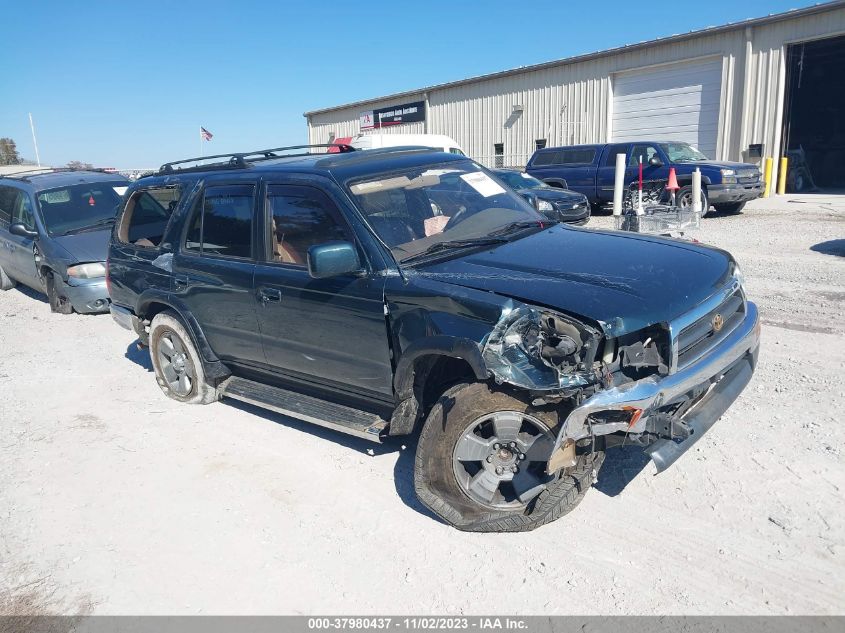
[{"left": 1, "top": 195, "right": 843, "bottom": 615}]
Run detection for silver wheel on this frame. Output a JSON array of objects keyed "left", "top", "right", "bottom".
[
  {"left": 156, "top": 330, "right": 196, "bottom": 397},
  {"left": 452, "top": 410, "right": 556, "bottom": 510}
]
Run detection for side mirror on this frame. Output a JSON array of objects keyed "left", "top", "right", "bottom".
[
  {"left": 648, "top": 156, "right": 663, "bottom": 167},
  {"left": 307, "top": 241, "right": 362, "bottom": 279},
  {"left": 9, "top": 223, "right": 38, "bottom": 239}
]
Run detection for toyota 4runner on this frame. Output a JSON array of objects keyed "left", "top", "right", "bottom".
[{"left": 107, "top": 144, "right": 760, "bottom": 532}]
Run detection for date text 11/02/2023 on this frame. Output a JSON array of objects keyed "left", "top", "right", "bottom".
[{"left": 307, "top": 617, "right": 529, "bottom": 630}]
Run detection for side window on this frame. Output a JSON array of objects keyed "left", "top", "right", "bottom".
[
  {"left": 0, "top": 186, "right": 16, "bottom": 229},
  {"left": 11, "top": 190, "right": 35, "bottom": 230},
  {"left": 604, "top": 144, "right": 629, "bottom": 167},
  {"left": 184, "top": 184, "right": 254, "bottom": 258},
  {"left": 266, "top": 185, "right": 350, "bottom": 266},
  {"left": 118, "top": 186, "right": 182, "bottom": 248},
  {"left": 628, "top": 144, "right": 660, "bottom": 167},
  {"left": 494, "top": 143, "right": 504, "bottom": 168},
  {"left": 531, "top": 150, "right": 561, "bottom": 167}
]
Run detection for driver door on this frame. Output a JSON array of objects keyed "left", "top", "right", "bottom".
[{"left": 252, "top": 177, "right": 394, "bottom": 400}]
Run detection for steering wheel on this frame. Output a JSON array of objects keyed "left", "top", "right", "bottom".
[{"left": 443, "top": 206, "right": 470, "bottom": 231}]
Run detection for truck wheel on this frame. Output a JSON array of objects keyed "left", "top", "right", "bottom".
[
  {"left": 414, "top": 382, "right": 604, "bottom": 532},
  {"left": 0, "top": 264, "right": 15, "bottom": 291},
  {"left": 149, "top": 311, "right": 219, "bottom": 405},
  {"left": 46, "top": 272, "right": 73, "bottom": 314},
  {"left": 677, "top": 185, "right": 709, "bottom": 217},
  {"left": 714, "top": 202, "right": 746, "bottom": 214}
]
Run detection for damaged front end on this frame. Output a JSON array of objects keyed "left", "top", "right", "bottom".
[{"left": 480, "top": 283, "right": 761, "bottom": 476}]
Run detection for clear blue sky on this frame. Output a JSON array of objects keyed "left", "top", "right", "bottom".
[{"left": 2, "top": 0, "right": 812, "bottom": 168}]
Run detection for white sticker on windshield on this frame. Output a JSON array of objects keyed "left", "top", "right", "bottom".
[
  {"left": 460, "top": 172, "right": 506, "bottom": 197},
  {"left": 113, "top": 186, "right": 128, "bottom": 196},
  {"left": 40, "top": 190, "right": 70, "bottom": 203},
  {"left": 519, "top": 172, "right": 533, "bottom": 179}
]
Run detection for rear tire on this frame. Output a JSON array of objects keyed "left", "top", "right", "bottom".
[
  {"left": 714, "top": 202, "right": 746, "bottom": 214},
  {"left": 0, "top": 264, "right": 15, "bottom": 291},
  {"left": 46, "top": 272, "right": 73, "bottom": 314},
  {"left": 414, "top": 382, "right": 603, "bottom": 532},
  {"left": 149, "top": 311, "right": 219, "bottom": 405}
]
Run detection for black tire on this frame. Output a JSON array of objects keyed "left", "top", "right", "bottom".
[
  {"left": 149, "top": 311, "right": 219, "bottom": 405},
  {"left": 0, "top": 264, "right": 15, "bottom": 291},
  {"left": 676, "top": 185, "right": 709, "bottom": 217},
  {"left": 414, "top": 382, "right": 604, "bottom": 532},
  {"left": 714, "top": 202, "right": 746, "bottom": 215},
  {"left": 46, "top": 272, "right": 73, "bottom": 314}
]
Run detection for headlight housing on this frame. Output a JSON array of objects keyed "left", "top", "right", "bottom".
[
  {"left": 482, "top": 304, "right": 601, "bottom": 391},
  {"left": 537, "top": 199, "right": 554, "bottom": 212},
  {"left": 67, "top": 262, "right": 106, "bottom": 279},
  {"left": 720, "top": 168, "right": 737, "bottom": 184}
]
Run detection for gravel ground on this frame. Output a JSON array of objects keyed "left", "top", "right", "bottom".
[{"left": 0, "top": 195, "right": 843, "bottom": 615}]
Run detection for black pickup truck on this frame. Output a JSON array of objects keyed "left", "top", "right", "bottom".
[{"left": 526, "top": 141, "right": 763, "bottom": 216}]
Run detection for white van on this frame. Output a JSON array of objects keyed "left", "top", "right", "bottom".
[{"left": 347, "top": 133, "right": 465, "bottom": 155}]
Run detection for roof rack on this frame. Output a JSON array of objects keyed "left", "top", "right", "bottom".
[
  {"left": 155, "top": 143, "right": 356, "bottom": 176},
  {"left": 0, "top": 167, "right": 113, "bottom": 182}
]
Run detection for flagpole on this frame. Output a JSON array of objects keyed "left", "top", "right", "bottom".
[
  {"left": 199, "top": 127, "right": 203, "bottom": 159},
  {"left": 29, "top": 113, "right": 41, "bottom": 167}
]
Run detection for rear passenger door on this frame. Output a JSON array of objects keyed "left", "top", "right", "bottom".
[
  {"left": 171, "top": 180, "right": 264, "bottom": 365},
  {"left": 252, "top": 176, "right": 393, "bottom": 400},
  {"left": 596, "top": 143, "right": 629, "bottom": 203}
]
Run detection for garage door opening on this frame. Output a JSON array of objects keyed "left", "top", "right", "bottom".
[{"left": 782, "top": 34, "right": 845, "bottom": 191}]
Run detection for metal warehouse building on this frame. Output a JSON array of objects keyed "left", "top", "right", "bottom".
[{"left": 305, "top": 1, "right": 845, "bottom": 191}]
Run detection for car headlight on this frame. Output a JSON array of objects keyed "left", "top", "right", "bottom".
[
  {"left": 67, "top": 262, "right": 106, "bottom": 279},
  {"left": 720, "top": 168, "right": 737, "bottom": 184},
  {"left": 482, "top": 304, "right": 602, "bottom": 391},
  {"left": 732, "top": 261, "right": 745, "bottom": 289},
  {"left": 537, "top": 199, "right": 554, "bottom": 212}
]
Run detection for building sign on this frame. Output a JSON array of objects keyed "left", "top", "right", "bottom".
[{"left": 360, "top": 100, "right": 426, "bottom": 129}]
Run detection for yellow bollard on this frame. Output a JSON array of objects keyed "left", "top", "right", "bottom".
[
  {"left": 763, "top": 157, "right": 773, "bottom": 198},
  {"left": 777, "top": 157, "right": 788, "bottom": 195}
]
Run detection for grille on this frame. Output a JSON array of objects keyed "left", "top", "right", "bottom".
[
  {"left": 737, "top": 168, "right": 760, "bottom": 183},
  {"left": 675, "top": 288, "right": 746, "bottom": 370}
]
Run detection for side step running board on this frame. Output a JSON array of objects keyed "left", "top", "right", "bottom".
[{"left": 220, "top": 377, "right": 388, "bottom": 443}]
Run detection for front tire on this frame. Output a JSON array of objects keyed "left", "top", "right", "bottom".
[
  {"left": 0, "top": 264, "right": 15, "bottom": 291},
  {"left": 46, "top": 272, "right": 73, "bottom": 314},
  {"left": 414, "top": 382, "right": 603, "bottom": 532},
  {"left": 714, "top": 201, "right": 746, "bottom": 214},
  {"left": 149, "top": 311, "right": 218, "bottom": 405},
  {"left": 676, "top": 185, "right": 710, "bottom": 217}
]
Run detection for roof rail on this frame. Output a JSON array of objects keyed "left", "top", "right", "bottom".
[
  {"left": 0, "top": 167, "right": 110, "bottom": 182},
  {"left": 155, "top": 143, "right": 356, "bottom": 176}
]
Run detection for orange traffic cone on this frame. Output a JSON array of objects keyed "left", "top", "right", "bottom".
[{"left": 665, "top": 167, "right": 680, "bottom": 191}]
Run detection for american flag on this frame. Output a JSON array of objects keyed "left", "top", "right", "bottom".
[{"left": 200, "top": 127, "right": 213, "bottom": 141}]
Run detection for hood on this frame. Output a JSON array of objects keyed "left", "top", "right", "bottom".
[
  {"left": 687, "top": 160, "right": 758, "bottom": 171},
  {"left": 415, "top": 225, "right": 734, "bottom": 336},
  {"left": 50, "top": 229, "right": 110, "bottom": 263}
]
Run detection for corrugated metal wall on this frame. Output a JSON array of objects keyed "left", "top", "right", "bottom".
[{"left": 307, "top": 5, "right": 845, "bottom": 189}]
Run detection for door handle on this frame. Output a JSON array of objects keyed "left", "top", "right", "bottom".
[{"left": 259, "top": 287, "right": 282, "bottom": 304}]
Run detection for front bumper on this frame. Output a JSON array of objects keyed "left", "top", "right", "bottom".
[
  {"left": 708, "top": 182, "right": 764, "bottom": 204},
  {"left": 548, "top": 300, "right": 760, "bottom": 473},
  {"left": 57, "top": 276, "right": 110, "bottom": 314}
]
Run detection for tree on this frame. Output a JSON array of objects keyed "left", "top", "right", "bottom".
[
  {"left": 0, "top": 138, "right": 21, "bottom": 165},
  {"left": 67, "top": 160, "right": 94, "bottom": 170}
]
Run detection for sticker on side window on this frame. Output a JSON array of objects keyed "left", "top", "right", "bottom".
[{"left": 460, "top": 172, "right": 506, "bottom": 197}]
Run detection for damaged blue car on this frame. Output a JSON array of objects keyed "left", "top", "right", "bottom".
[
  {"left": 107, "top": 145, "right": 760, "bottom": 532},
  {"left": 0, "top": 169, "right": 129, "bottom": 313}
]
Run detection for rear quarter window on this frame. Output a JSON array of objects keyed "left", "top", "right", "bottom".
[
  {"left": 117, "top": 186, "right": 182, "bottom": 249},
  {"left": 532, "top": 148, "right": 597, "bottom": 167}
]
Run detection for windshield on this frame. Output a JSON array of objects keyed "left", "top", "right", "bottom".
[
  {"left": 37, "top": 182, "right": 127, "bottom": 235},
  {"left": 348, "top": 160, "right": 546, "bottom": 262},
  {"left": 495, "top": 170, "right": 549, "bottom": 190},
  {"left": 660, "top": 142, "right": 709, "bottom": 163}
]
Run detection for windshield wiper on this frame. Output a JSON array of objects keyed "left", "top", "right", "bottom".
[
  {"left": 487, "top": 220, "right": 553, "bottom": 237},
  {"left": 401, "top": 236, "right": 509, "bottom": 264},
  {"left": 60, "top": 217, "right": 115, "bottom": 236}
]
